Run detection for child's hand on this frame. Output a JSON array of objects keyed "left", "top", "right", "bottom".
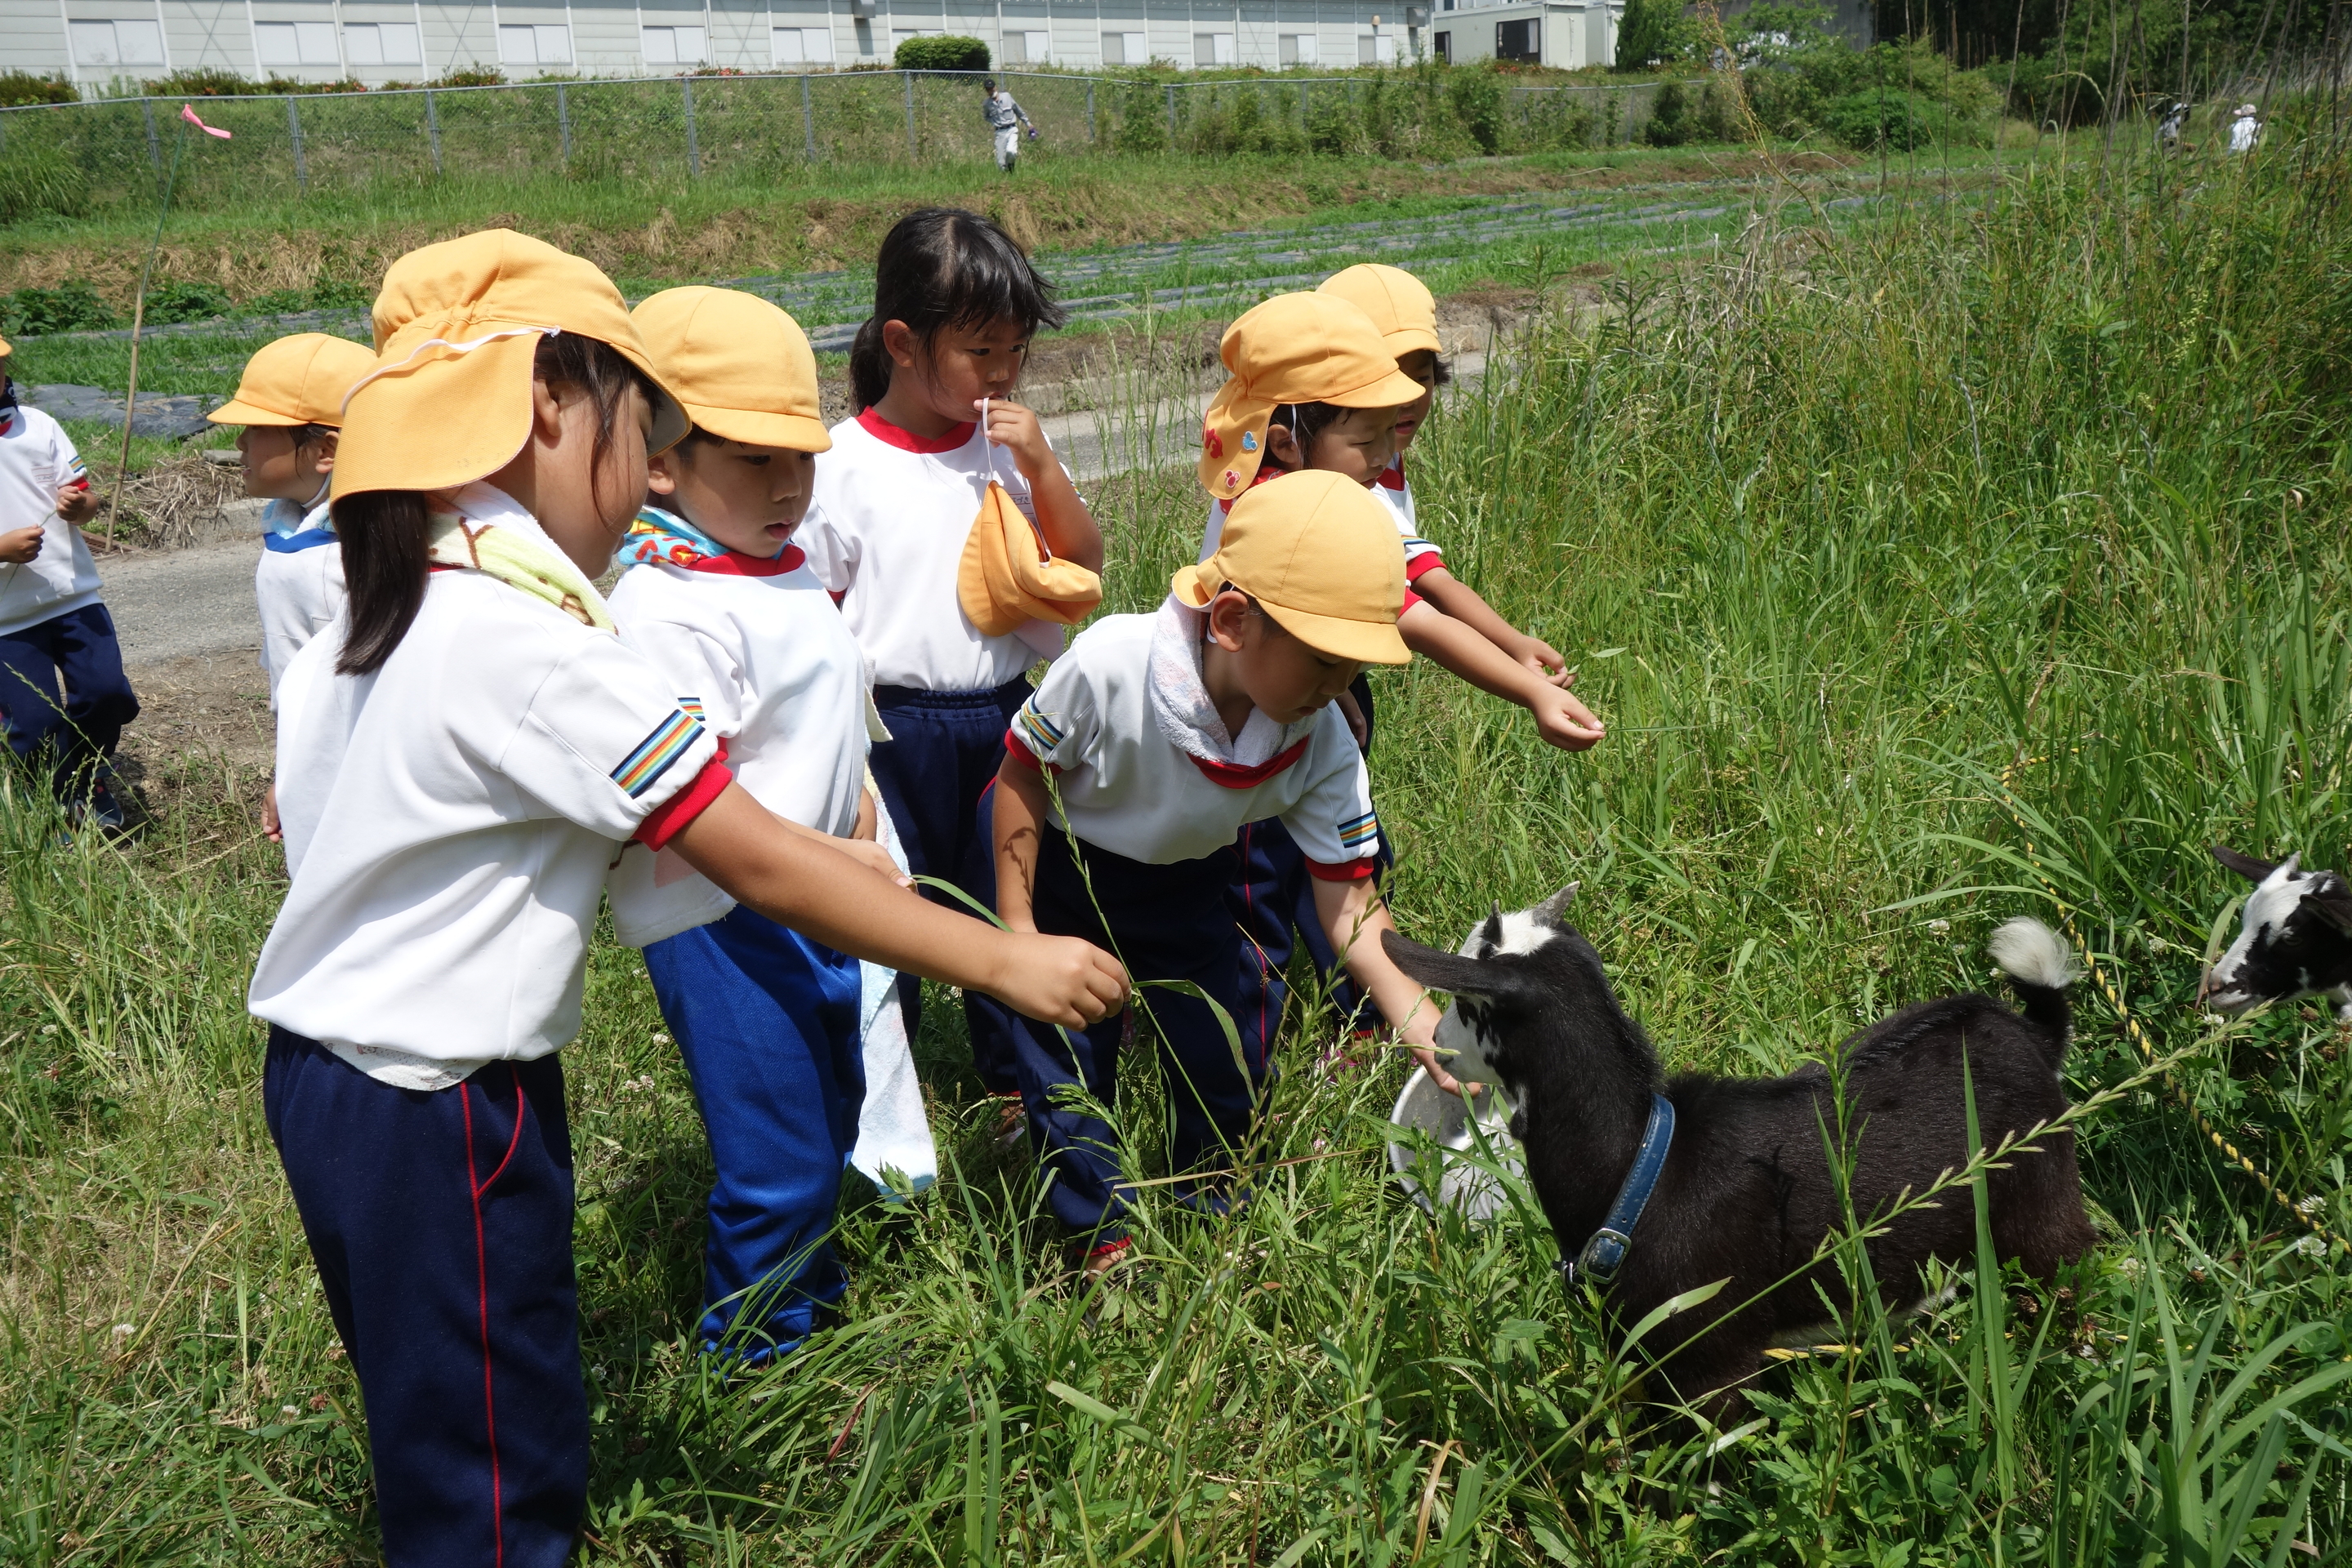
[
  {"left": 263, "top": 782, "right": 282, "bottom": 844},
  {"left": 56, "top": 483, "right": 99, "bottom": 528},
  {"left": 0, "top": 525, "right": 43, "bottom": 565},
  {"left": 837, "top": 835, "right": 913, "bottom": 888},
  {"left": 987, "top": 932, "right": 1128, "bottom": 1027},
  {"left": 1413, "top": 1044, "right": 1465, "bottom": 1097},
  {"left": 978, "top": 399, "right": 1054, "bottom": 479},
  {"left": 1335, "top": 688, "right": 1369, "bottom": 751},
  {"left": 1529, "top": 686, "right": 1606, "bottom": 751},
  {"left": 1512, "top": 635, "right": 1573, "bottom": 687}
]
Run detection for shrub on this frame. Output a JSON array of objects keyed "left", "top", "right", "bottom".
[
  {"left": 1, "top": 280, "right": 118, "bottom": 336},
  {"left": 142, "top": 281, "right": 232, "bottom": 325},
  {"left": 894, "top": 35, "right": 989, "bottom": 73},
  {"left": 1116, "top": 82, "right": 1168, "bottom": 152},
  {"left": 144, "top": 67, "right": 269, "bottom": 96},
  {"left": 1824, "top": 87, "right": 1937, "bottom": 150},
  {"left": 1615, "top": 0, "right": 1690, "bottom": 69},
  {"left": 0, "top": 151, "right": 89, "bottom": 225},
  {"left": 0, "top": 70, "right": 77, "bottom": 107},
  {"left": 1305, "top": 87, "right": 1358, "bottom": 154},
  {"left": 1446, "top": 64, "right": 1505, "bottom": 153},
  {"left": 432, "top": 68, "right": 506, "bottom": 87}
]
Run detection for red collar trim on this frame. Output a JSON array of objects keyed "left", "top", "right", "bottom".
[
  {"left": 686, "top": 543, "right": 806, "bottom": 577},
  {"left": 857, "top": 406, "right": 976, "bottom": 454},
  {"left": 1186, "top": 736, "right": 1312, "bottom": 789},
  {"left": 1377, "top": 457, "right": 1407, "bottom": 491}
]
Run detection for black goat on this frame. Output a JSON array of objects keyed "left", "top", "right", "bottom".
[
  {"left": 1382, "top": 889, "right": 2096, "bottom": 1415},
  {"left": 2202, "top": 845, "right": 2352, "bottom": 1018}
]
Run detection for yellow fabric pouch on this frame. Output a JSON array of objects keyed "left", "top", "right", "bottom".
[{"left": 954, "top": 402, "right": 1102, "bottom": 635}]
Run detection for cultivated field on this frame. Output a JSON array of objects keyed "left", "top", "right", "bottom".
[{"left": 3, "top": 129, "right": 2350, "bottom": 1561}]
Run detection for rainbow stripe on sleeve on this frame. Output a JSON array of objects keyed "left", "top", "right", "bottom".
[
  {"left": 1013, "top": 704, "right": 1066, "bottom": 760},
  {"left": 1338, "top": 809, "right": 1380, "bottom": 850},
  {"left": 612, "top": 710, "right": 706, "bottom": 799}
]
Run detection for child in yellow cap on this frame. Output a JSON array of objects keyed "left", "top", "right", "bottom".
[
  {"left": 604, "top": 283, "right": 935, "bottom": 1362},
  {"left": 1317, "top": 264, "right": 1597, "bottom": 742},
  {"left": 0, "top": 331, "right": 136, "bottom": 832},
  {"left": 992, "top": 470, "right": 1448, "bottom": 1276},
  {"left": 247, "top": 230, "right": 1125, "bottom": 1568}
]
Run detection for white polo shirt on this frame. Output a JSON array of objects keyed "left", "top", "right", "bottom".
[
  {"left": 606, "top": 534, "right": 871, "bottom": 947},
  {"left": 254, "top": 490, "right": 345, "bottom": 704},
  {"left": 800, "top": 407, "right": 1069, "bottom": 692},
  {"left": 248, "top": 487, "right": 722, "bottom": 1090},
  {"left": 1004, "top": 598, "right": 1379, "bottom": 874},
  {"left": 0, "top": 401, "right": 100, "bottom": 639}
]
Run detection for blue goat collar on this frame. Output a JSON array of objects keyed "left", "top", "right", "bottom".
[{"left": 1559, "top": 1093, "right": 1676, "bottom": 1291}]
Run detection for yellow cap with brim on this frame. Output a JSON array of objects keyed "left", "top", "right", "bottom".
[
  {"left": 0, "top": 334, "right": 12, "bottom": 361},
  {"left": 1197, "top": 292, "right": 1428, "bottom": 503},
  {"left": 1171, "top": 469, "right": 1410, "bottom": 666},
  {"left": 207, "top": 332, "right": 378, "bottom": 428},
  {"left": 1318, "top": 264, "right": 1441, "bottom": 358},
  {"left": 332, "top": 228, "right": 688, "bottom": 501},
  {"left": 631, "top": 287, "right": 832, "bottom": 453}
]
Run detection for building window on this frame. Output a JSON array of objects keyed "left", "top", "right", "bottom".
[
  {"left": 1001, "top": 29, "right": 1049, "bottom": 64},
  {"left": 69, "top": 16, "right": 167, "bottom": 65},
  {"left": 499, "top": 23, "right": 572, "bottom": 65},
  {"left": 256, "top": 20, "right": 341, "bottom": 67},
  {"left": 1278, "top": 32, "right": 1317, "bottom": 64},
  {"left": 1358, "top": 32, "right": 1396, "bottom": 64},
  {"left": 772, "top": 25, "right": 834, "bottom": 63},
  {"left": 1193, "top": 31, "right": 1234, "bottom": 65},
  {"left": 1099, "top": 29, "right": 1146, "bottom": 65},
  {"left": 344, "top": 22, "right": 421, "bottom": 66},
  {"left": 638, "top": 24, "right": 703, "bottom": 65},
  {"left": 1496, "top": 17, "right": 1539, "bottom": 60},
  {"left": 1432, "top": 29, "right": 1449, "bottom": 61}
]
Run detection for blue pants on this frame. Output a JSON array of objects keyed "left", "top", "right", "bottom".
[
  {"left": 867, "top": 676, "right": 1029, "bottom": 1094},
  {"left": 642, "top": 906, "right": 864, "bottom": 1357},
  {"left": 0, "top": 602, "right": 137, "bottom": 800},
  {"left": 1232, "top": 817, "right": 1391, "bottom": 1045},
  {"left": 1008, "top": 823, "right": 1269, "bottom": 1240},
  {"left": 263, "top": 1027, "right": 584, "bottom": 1568}
]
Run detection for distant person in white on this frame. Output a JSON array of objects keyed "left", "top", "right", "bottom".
[
  {"left": 2230, "top": 104, "right": 2261, "bottom": 154},
  {"left": 2157, "top": 100, "right": 2188, "bottom": 151},
  {"left": 982, "top": 78, "right": 1036, "bottom": 172}
]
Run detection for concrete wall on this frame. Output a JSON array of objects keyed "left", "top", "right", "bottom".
[{"left": 14, "top": 0, "right": 1478, "bottom": 85}]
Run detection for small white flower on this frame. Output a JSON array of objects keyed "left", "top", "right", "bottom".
[
  {"left": 1927, "top": 920, "right": 1951, "bottom": 935},
  {"left": 109, "top": 1322, "right": 135, "bottom": 1339},
  {"left": 279, "top": 1405, "right": 300, "bottom": 1418},
  {"left": 2297, "top": 1195, "right": 2326, "bottom": 1217}
]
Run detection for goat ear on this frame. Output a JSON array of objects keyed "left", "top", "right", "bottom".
[
  {"left": 2308, "top": 874, "right": 2352, "bottom": 933},
  {"left": 1534, "top": 882, "right": 1579, "bottom": 926},
  {"left": 2213, "top": 844, "right": 2280, "bottom": 883},
  {"left": 1383, "top": 929, "right": 1517, "bottom": 1002}
]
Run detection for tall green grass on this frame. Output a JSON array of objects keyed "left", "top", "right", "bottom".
[{"left": 5, "top": 135, "right": 2351, "bottom": 1560}]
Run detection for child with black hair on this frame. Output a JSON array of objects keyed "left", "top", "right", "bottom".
[{"left": 804, "top": 207, "right": 1104, "bottom": 1113}]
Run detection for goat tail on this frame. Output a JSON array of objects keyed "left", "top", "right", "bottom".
[{"left": 1989, "top": 916, "right": 2077, "bottom": 1059}]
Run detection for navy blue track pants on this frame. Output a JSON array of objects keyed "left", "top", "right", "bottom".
[
  {"left": 1006, "top": 822, "right": 1270, "bottom": 1241},
  {"left": 263, "top": 1027, "right": 585, "bottom": 1568},
  {"left": 642, "top": 905, "right": 864, "bottom": 1358},
  {"left": 0, "top": 602, "right": 137, "bottom": 800},
  {"left": 866, "top": 676, "right": 1028, "bottom": 1094}
]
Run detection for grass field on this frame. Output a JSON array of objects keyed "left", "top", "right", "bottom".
[{"left": 6, "top": 129, "right": 2352, "bottom": 1562}]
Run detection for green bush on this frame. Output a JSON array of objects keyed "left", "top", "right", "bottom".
[
  {"left": 1824, "top": 87, "right": 1937, "bottom": 150},
  {"left": 0, "top": 150, "right": 89, "bottom": 225},
  {"left": 1305, "top": 87, "right": 1359, "bottom": 154},
  {"left": 0, "top": 70, "right": 76, "bottom": 107},
  {"left": 142, "top": 67, "right": 270, "bottom": 96},
  {"left": 142, "top": 281, "right": 233, "bottom": 325},
  {"left": 1615, "top": 0, "right": 1691, "bottom": 69},
  {"left": 1640, "top": 78, "right": 1741, "bottom": 146},
  {"left": 1116, "top": 82, "right": 1168, "bottom": 153},
  {"left": 1, "top": 280, "right": 118, "bottom": 336},
  {"left": 1445, "top": 65, "right": 1505, "bottom": 154},
  {"left": 893, "top": 35, "right": 989, "bottom": 73}
]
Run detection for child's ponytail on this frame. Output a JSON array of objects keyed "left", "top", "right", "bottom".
[{"left": 851, "top": 207, "right": 1066, "bottom": 412}]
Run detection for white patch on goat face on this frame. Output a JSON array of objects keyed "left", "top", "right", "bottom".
[
  {"left": 2205, "top": 862, "right": 2314, "bottom": 1010},
  {"left": 1487, "top": 909, "right": 1557, "bottom": 960},
  {"left": 1431, "top": 1000, "right": 1504, "bottom": 1085}
]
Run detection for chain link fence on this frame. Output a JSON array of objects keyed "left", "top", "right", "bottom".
[{"left": 0, "top": 70, "right": 1664, "bottom": 217}]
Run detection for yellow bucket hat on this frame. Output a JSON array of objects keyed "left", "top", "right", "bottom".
[
  {"left": 207, "top": 332, "right": 378, "bottom": 428},
  {"left": 630, "top": 287, "right": 832, "bottom": 452},
  {"left": 334, "top": 229, "right": 687, "bottom": 501},
  {"left": 957, "top": 398, "right": 1102, "bottom": 634},
  {"left": 1317, "top": 264, "right": 1442, "bottom": 358},
  {"left": 0, "top": 333, "right": 12, "bottom": 361},
  {"left": 1197, "top": 293, "right": 1427, "bottom": 503},
  {"left": 1171, "top": 469, "right": 1410, "bottom": 666}
]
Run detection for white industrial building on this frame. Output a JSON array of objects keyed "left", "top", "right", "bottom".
[{"left": 1, "top": 0, "right": 1632, "bottom": 87}]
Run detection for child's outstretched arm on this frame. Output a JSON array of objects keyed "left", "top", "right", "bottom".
[
  {"left": 674, "top": 780, "right": 1125, "bottom": 1027},
  {"left": 991, "top": 754, "right": 1053, "bottom": 933},
  {"left": 1400, "top": 601, "right": 1605, "bottom": 751},
  {"left": 1412, "top": 567, "right": 1569, "bottom": 684},
  {"left": 980, "top": 400, "right": 1104, "bottom": 573},
  {"left": 1311, "top": 876, "right": 1457, "bottom": 1092}
]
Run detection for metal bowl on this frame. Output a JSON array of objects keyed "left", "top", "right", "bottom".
[{"left": 1388, "top": 1067, "right": 1522, "bottom": 1220}]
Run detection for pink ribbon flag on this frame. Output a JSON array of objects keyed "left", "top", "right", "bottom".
[{"left": 180, "top": 105, "right": 233, "bottom": 138}]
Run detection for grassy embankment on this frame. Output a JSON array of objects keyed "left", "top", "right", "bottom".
[{"left": 5, "top": 131, "right": 2351, "bottom": 1560}]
